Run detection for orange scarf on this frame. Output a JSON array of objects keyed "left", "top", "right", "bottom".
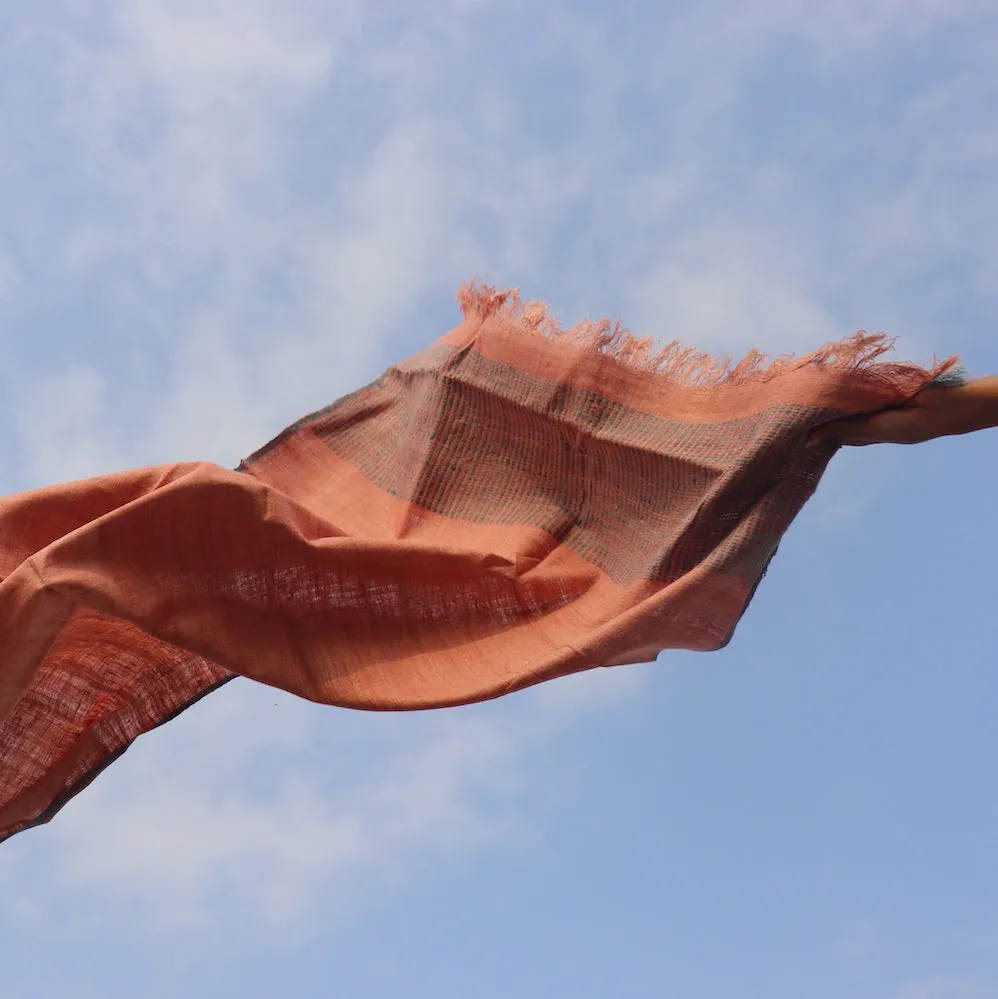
[{"left": 0, "top": 285, "right": 957, "bottom": 841}]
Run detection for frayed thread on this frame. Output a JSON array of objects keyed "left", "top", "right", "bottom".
[{"left": 458, "top": 282, "right": 961, "bottom": 390}]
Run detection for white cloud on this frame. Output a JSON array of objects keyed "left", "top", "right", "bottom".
[
  {"left": 0, "top": 3, "right": 620, "bottom": 936},
  {"left": 2, "top": 668, "right": 641, "bottom": 932},
  {"left": 629, "top": 223, "right": 841, "bottom": 356},
  {"left": 0, "top": 0, "right": 564, "bottom": 934},
  {"left": 3, "top": 0, "right": 997, "bottom": 950},
  {"left": 20, "top": 0, "right": 493, "bottom": 472},
  {"left": 117, "top": 0, "right": 337, "bottom": 101},
  {"left": 13, "top": 364, "right": 123, "bottom": 485},
  {"left": 56, "top": 0, "right": 341, "bottom": 271}
]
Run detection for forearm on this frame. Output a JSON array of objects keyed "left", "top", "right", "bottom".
[{"left": 943, "top": 375, "right": 998, "bottom": 435}]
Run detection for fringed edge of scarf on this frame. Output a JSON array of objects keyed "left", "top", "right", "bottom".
[{"left": 458, "top": 282, "right": 963, "bottom": 390}]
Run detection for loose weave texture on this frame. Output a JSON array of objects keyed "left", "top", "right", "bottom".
[{"left": 0, "top": 286, "right": 958, "bottom": 842}]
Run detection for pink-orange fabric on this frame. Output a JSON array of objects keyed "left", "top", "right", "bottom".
[{"left": 0, "top": 286, "right": 957, "bottom": 841}]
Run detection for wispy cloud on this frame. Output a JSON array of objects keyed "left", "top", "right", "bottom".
[
  {"left": 48, "top": 696, "right": 515, "bottom": 930},
  {"left": 2, "top": 665, "right": 641, "bottom": 933},
  {"left": 628, "top": 221, "right": 841, "bottom": 355},
  {"left": 0, "top": 0, "right": 549, "bottom": 935},
  {"left": 2, "top": 0, "right": 997, "bottom": 954},
  {"left": 14, "top": 363, "right": 122, "bottom": 485}
]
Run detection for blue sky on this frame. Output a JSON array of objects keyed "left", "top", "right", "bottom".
[{"left": 1, "top": 2, "right": 997, "bottom": 997}]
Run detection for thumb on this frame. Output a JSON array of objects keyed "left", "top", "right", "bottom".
[{"left": 808, "top": 407, "right": 916, "bottom": 447}]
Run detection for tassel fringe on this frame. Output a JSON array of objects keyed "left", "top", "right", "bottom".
[{"left": 458, "top": 282, "right": 961, "bottom": 390}]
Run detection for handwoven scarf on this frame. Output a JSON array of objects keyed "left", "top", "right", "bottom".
[{"left": 0, "top": 285, "right": 957, "bottom": 842}]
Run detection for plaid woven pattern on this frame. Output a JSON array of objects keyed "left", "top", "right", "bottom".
[{"left": 0, "top": 285, "right": 957, "bottom": 842}]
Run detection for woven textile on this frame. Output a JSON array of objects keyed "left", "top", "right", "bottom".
[{"left": 0, "top": 286, "right": 957, "bottom": 842}]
